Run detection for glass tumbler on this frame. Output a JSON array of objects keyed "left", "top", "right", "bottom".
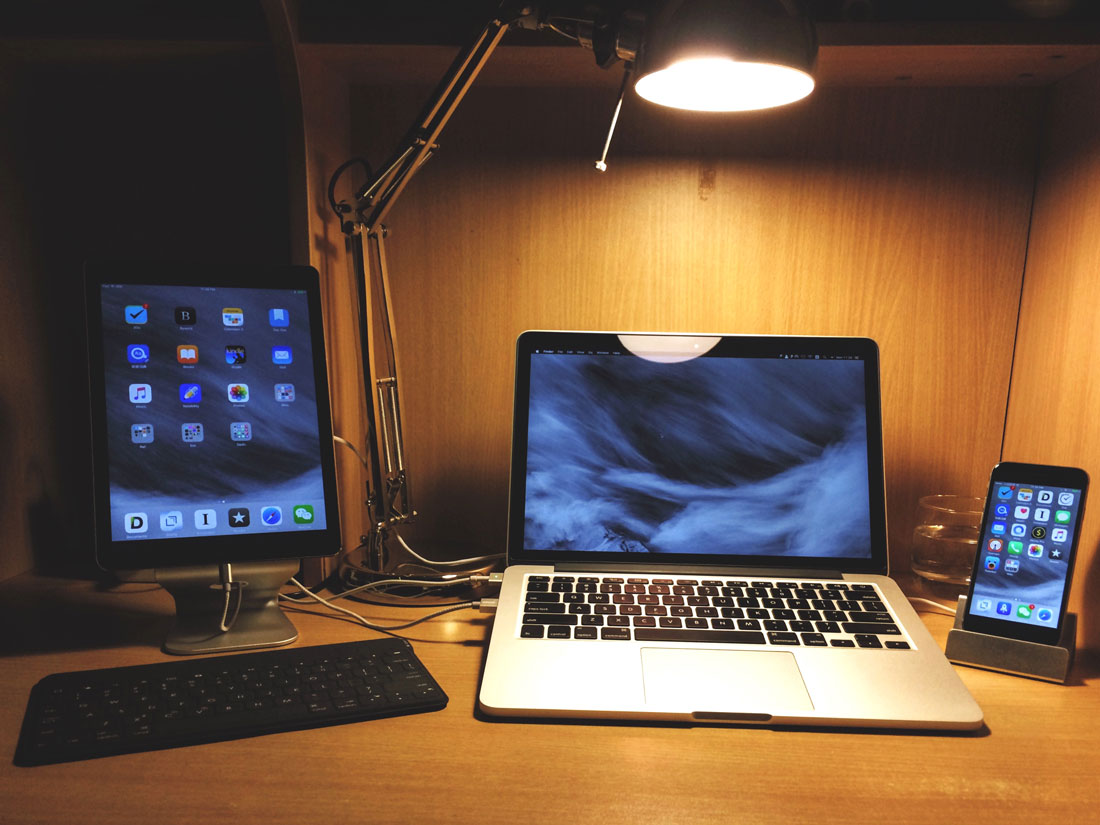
[{"left": 911, "top": 495, "right": 984, "bottom": 586}]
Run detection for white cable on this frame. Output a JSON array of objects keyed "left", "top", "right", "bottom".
[
  {"left": 392, "top": 531, "right": 503, "bottom": 568},
  {"left": 908, "top": 596, "right": 958, "bottom": 616},
  {"left": 284, "top": 577, "right": 478, "bottom": 631}
]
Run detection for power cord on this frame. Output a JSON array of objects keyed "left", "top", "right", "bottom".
[{"left": 282, "top": 576, "right": 499, "bottom": 634}]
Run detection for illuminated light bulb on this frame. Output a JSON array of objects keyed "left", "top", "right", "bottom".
[{"left": 634, "top": 56, "right": 815, "bottom": 112}]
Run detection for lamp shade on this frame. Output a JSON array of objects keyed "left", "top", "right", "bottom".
[{"left": 634, "top": 0, "right": 818, "bottom": 112}]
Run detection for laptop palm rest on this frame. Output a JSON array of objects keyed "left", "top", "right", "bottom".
[{"left": 641, "top": 648, "right": 814, "bottom": 716}]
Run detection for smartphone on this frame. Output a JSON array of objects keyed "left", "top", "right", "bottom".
[{"left": 962, "top": 462, "right": 1088, "bottom": 645}]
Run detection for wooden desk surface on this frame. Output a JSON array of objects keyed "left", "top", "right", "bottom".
[{"left": 1, "top": 574, "right": 1098, "bottom": 825}]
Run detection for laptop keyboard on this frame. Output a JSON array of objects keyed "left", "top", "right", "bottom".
[{"left": 518, "top": 575, "right": 913, "bottom": 650}]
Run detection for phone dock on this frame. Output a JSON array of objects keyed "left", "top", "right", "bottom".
[{"left": 946, "top": 595, "right": 1075, "bottom": 683}]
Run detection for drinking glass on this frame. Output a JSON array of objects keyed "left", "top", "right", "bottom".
[{"left": 911, "top": 495, "right": 984, "bottom": 586}]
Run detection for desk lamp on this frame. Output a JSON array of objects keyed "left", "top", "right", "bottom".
[{"left": 330, "top": 0, "right": 818, "bottom": 579}]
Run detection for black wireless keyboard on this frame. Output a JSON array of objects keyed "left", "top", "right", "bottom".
[{"left": 14, "top": 637, "right": 448, "bottom": 767}]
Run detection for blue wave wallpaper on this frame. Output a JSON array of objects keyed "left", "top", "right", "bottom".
[{"left": 522, "top": 353, "right": 872, "bottom": 558}]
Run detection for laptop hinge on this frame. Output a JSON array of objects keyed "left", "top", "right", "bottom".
[{"left": 553, "top": 563, "right": 843, "bottom": 579}]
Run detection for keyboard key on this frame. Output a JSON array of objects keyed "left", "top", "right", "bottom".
[
  {"left": 842, "top": 622, "right": 900, "bottom": 635},
  {"left": 547, "top": 626, "right": 572, "bottom": 639},
  {"left": 601, "top": 628, "right": 632, "bottom": 641},
  {"left": 634, "top": 629, "right": 766, "bottom": 645},
  {"left": 574, "top": 627, "right": 598, "bottom": 640},
  {"left": 855, "top": 634, "right": 883, "bottom": 649}
]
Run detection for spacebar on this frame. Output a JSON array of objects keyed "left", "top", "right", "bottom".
[{"left": 633, "top": 629, "right": 767, "bottom": 645}]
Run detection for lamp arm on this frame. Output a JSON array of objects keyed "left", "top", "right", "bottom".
[{"left": 340, "top": 4, "right": 528, "bottom": 568}]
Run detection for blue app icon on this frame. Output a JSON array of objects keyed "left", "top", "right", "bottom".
[
  {"left": 127, "top": 344, "right": 150, "bottom": 364},
  {"left": 125, "top": 305, "right": 148, "bottom": 324},
  {"left": 990, "top": 521, "right": 1007, "bottom": 535},
  {"left": 984, "top": 555, "right": 1000, "bottom": 572},
  {"left": 179, "top": 383, "right": 202, "bottom": 403},
  {"left": 1010, "top": 523, "right": 1027, "bottom": 538},
  {"left": 260, "top": 506, "right": 283, "bottom": 526},
  {"left": 996, "top": 601, "right": 1012, "bottom": 615},
  {"left": 272, "top": 346, "right": 293, "bottom": 365},
  {"left": 1037, "top": 608, "right": 1053, "bottom": 622},
  {"left": 269, "top": 308, "right": 290, "bottom": 327},
  {"left": 994, "top": 503, "right": 1010, "bottom": 518},
  {"left": 997, "top": 485, "right": 1014, "bottom": 499}
]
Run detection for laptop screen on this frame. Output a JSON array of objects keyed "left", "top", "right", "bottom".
[{"left": 508, "top": 332, "right": 887, "bottom": 573}]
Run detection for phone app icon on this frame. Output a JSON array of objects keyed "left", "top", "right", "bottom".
[
  {"left": 127, "top": 344, "right": 150, "bottom": 364},
  {"left": 1014, "top": 505, "right": 1030, "bottom": 519},
  {"left": 260, "top": 506, "right": 283, "bottom": 526},
  {"left": 1037, "top": 490, "right": 1054, "bottom": 504},
  {"left": 987, "top": 538, "right": 1003, "bottom": 553},
  {"left": 129, "top": 383, "right": 151, "bottom": 404},
  {"left": 222, "top": 308, "right": 244, "bottom": 327},
  {"left": 271, "top": 346, "right": 293, "bottom": 365},
  {"left": 1037, "top": 608, "right": 1053, "bottom": 622},
  {"left": 269, "top": 308, "right": 289, "bottom": 327},
  {"left": 1055, "top": 509, "right": 1072, "bottom": 524},
  {"left": 177, "top": 345, "right": 199, "bottom": 364},
  {"left": 996, "top": 485, "right": 1014, "bottom": 499},
  {"left": 1034, "top": 507, "right": 1050, "bottom": 522},
  {"left": 131, "top": 423, "right": 154, "bottom": 443},
  {"left": 1007, "top": 540, "right": 1023, "bottom": 555},
  {"left": 293, "top": 504, "right": 315, "bottom": 525},
  {"left": 990, "top": 521, "right": 1006, "bottom": 536},
  {"left": 125, "top": 304, "right": 148, "bottom": 325},
  {"left": 124, "top": 512, "right": 148, "bottom": 534},
  {"left": 179, "top": 383, "right": 202, "bottom": 403},
  {"left": 1004, "top": 559, "right": 1020, "bottom": 574},
  {"left": 996, "top": 602, "right": 1012, "bottom": 616},
  {"left": 976, "top": 598, "right": 993, "bottom": 613},
  {"left": 1050, "top": 547, "right": 1065, "bottom": 560},
  {"left": 1027, "top": 543, "right": 1044, "bottom": 559},
  {"left": 225, "top": 345, "right": 247, "bottom": 365},
  {"left": 274, "top": 383, "right": 295, "bottom": 403},
  {"left": 1018, "top": 488, "right": 1033, "bottom": 502},
  {"left": 1032, "top": 526, "right": 1047, "bottom": 539},
  {"left": 228, "top": 383, "right": 250, "bottom": 403},
  {"left": 160, "top": 511, "right": 183, "bottom": 531},
  {"left": 175, "top": 306, "right": 197, "bottom": 325},
  {"left": 228, "top": 507, "right": 250, "bottom": 528},
  {"left": 1051, "top": 527, "right": 1069, "bottom": 542},
  {"left": 195, "top": 509, "right": 217, "bottom": 530},
  {"left": 1058, "top": 491, "right": 1075, "bottom": 506},
  {"left": 181, "top": 422, "right": 204, "bottom": 443},
  {"left": 1016, "top": 604, "right": 1033, "bottom": 619},
  {"left": 984, "top": 555, "right": 1000, "bottom": 572},
  {"left": 1010, "top": 523, "right": 1027, "bottom": 538},
  {"left": 230, "top": 421, "right": 252, "bottom": 442},
  {"left": 994, "top": 503, "right": 1010, "bottom": 518}
]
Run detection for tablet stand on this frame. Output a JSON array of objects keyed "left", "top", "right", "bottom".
[{"left": 945, "top": 595, "right": 1075, "bottom": 683}]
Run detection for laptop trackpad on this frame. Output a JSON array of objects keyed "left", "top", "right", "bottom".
[{"left": 641, "top": 648, "right": 814, "bottom": 716}]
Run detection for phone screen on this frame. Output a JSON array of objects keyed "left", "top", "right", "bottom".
[{"left": 963, "top": 463, "right": 1087, "bottom": 644}]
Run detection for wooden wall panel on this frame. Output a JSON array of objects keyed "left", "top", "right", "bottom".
[
  {"left": 1004, "top": 60, "right": 1100, "bottom": 652},
  {"left": 317, "top": 74, "right": 1041, "bottom": 583}
]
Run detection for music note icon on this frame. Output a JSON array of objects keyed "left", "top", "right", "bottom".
[{"left": 129, "top": 383, "right": 151, "bottom": 403}]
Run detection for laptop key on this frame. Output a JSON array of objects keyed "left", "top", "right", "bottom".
[
  {"left": 547, "top": 626, "right": 572, "bottom": 639},
  {"left": 767, "top": 632, "right": 800, "bottom": 646},
  {"left": 634, "top": 629, "right": 766, "bottom": 644},
  {"left": 520, "top": 626, "right": 545, "bottom": 638},
  {"left": 601, "top": 628, "right": 632, "bottom": 641},
  {"left": 842, "top": 622, "right": 901, "bottom": 635},
  {"left": 523, "top": 614, "right": 578, "bottom": 626}
]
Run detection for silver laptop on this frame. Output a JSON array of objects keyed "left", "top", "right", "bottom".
[{"left": 479, "top": 331, "right": 982, "bottom": 730}]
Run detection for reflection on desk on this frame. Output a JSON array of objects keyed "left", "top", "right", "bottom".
[{"left": 1, "top": 573, "right": 1098, "bottom": 825}]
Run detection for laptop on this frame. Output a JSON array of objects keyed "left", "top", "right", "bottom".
[{"left": 479, "top": 331, "right": 983, "bottom": 730}]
